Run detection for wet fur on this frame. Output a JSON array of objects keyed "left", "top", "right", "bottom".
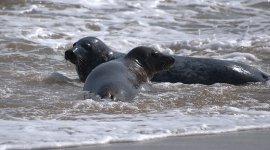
[
  {"left": 83, "top": 46, "right": 174, "bottom": 101},
  {"left": 65, "top": 37, "right": 269, "bottom": 85}
]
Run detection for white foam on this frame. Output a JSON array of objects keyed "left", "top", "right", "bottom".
[
  {"left": 1, "top": 106, "right": 270, "bottom": 149},
  {"left": 26, "top": 28, "right": 53, "bottom": 39},
  {"left": 214, "top": 52, "right": 260, "bottom": 62},
  {"left": 44, "top": 0, "right": 120, "bottom": 9},
  {"left": 1, "top": 0, "right": 270, "bottom": 149},
  {"left": 20, "top": 5, "right": 41, "bottom": 14}
]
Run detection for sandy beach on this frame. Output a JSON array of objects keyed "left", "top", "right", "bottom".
[{"left": 58, "top": 129, "right": 270, "bottom": 150}]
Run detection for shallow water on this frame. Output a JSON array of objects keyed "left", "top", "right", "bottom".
[{"left": 0, "top": 0, "right": 270, "bottom": 149}]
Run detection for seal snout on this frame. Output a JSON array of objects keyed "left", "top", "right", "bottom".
[
  {"left": 262, "top": 72, "right": 270, "bottom": 81},
  {"left": 164, "top": 55, "right": 175, "bottom": 65},
  {"left": 159, "top": 55, "right": 175, "bottom": 70},
  {"left": 64, "top": 49, "right": 77, "bottom": 64}
]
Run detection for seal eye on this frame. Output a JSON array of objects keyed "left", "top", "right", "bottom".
[
  {"left": 151, "top": 52, "right": 159, "bottom": 58},
  {"left": 87, "top": 43, "right": 91, "bottom": 47},
  {"left": 73, "top": 43, "right": 76, "bottom": 47}
]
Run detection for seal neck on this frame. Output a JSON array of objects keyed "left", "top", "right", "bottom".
[{"left": 127, "top": 58, "right": 151, "bottom": 84}]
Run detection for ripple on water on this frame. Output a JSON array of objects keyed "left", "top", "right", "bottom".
[{"left": 0, "top": 0, "right": 270, "bottom": 149}]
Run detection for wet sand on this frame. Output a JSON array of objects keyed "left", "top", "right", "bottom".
[{"left": 60, "top": 129, "right": 270, "bottom": 150}]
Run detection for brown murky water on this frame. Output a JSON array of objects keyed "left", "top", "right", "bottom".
[{"left": 0, "top": 0, "right": 270, "bottom": 149}]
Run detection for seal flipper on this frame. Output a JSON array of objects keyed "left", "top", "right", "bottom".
[
  {"left": 97, "top": 85, "right": 125, "bottom": 101},
  {"left": 99, "top": 90, "right": 117, "bottom": 101}
]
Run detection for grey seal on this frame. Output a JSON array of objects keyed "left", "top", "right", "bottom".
[
  {"left": 83, "top": 46, "right": 175, "bottom": 101},
  {"left": 65, "top": 36, "right": 269, "bottom": 85}
]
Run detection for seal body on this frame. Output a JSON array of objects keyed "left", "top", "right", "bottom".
[
  {"left": 83, "top": 46, "right": 175, "bottom": 101},
  {"left": 83, "top": 60, "right": 137, "bottom": 100},
  {"left": 65, "top": 36, "right": 269, "bottom": 85},
  {"left": 152, "top": 56, "right": 269, "bottom": 85}
]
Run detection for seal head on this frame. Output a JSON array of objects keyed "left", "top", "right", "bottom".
[
  {"left": 65, "top": 37, "right": 114, "bottom": 82},
  {"left": 125, "top": 46, "right": 175, "bottom": 81}
]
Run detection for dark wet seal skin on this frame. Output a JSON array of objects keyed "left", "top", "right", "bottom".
[
  {"left": 83, "top": 46, "right": 175, "bottom": 101},
  {"left": 65, "top": 37, "right": 124, "bottom": 82},
  {"left": 65, "top": 36, "right": 269, "bottom": 85}
]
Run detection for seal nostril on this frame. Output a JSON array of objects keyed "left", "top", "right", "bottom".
[
  {"left": 64, "top": 51, "right": 71, "bottom": 60},
  {"left": 164, "top": 56, "right": 174, "bottom": 64},
  {"left": 64, "top": 50, "right": 77, "bottom": 61}
]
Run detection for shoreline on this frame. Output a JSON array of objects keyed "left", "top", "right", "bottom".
[{"left": 51, "top": 129, "right": 270, "bottom": 150}]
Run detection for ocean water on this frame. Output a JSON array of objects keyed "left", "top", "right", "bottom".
[{"left": 0, "top": 0, "right": 270, "bottom": 149}]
